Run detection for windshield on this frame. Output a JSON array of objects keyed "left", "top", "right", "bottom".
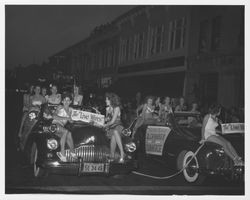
[{"left": 174, "top": 113, "right": 202, "bottom": 128}]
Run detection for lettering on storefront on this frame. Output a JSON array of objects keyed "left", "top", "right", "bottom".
[{"left": 145, "top": 126, "right": 171, "bottom": 156}]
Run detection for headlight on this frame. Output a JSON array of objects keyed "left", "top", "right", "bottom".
[
  {"left": 29, "top": 112, "right": 36, "bottom": 120},
  {"left": 49, "top": 124, "right": 58, "bottom": 133},
  {"left": 47, "top": 138, "right": 58, "bottom": 150},
  {"left": 43, "top": 124, "right": 58, "bottom": 133},
  {"left": 125, "top": 142, "right": 136, "bottom": 153}
]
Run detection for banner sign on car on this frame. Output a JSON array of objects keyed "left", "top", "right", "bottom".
[
  {"left": 221, "top": 123, "right": 244, "bottom": 135},
  {"left": 71, "top": 109, "right": 105, "bottom": 126},
  {"left": 145, "top": 126, "right": 171, "bottom": 156}
]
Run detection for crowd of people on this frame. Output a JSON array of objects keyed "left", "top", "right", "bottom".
[{"left": 17, "top": 84, "right": 244, "bottom": 166}]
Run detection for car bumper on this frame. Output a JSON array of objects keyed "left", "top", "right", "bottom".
[{"left": 38, "top": 159, "right": 137, "bottom": 176}]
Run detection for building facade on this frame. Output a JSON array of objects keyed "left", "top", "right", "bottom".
[
  {"left": 113, "top": 6, "right": 191, "bottom": 98},
  {"left": 186, "top": 6, "right": 244, "bottom": 108},
  {"left": 48, "top": 5, "right": 244, "bottom": 108}
]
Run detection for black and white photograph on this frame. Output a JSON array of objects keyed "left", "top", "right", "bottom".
[{"left": 2, "top": 0, "right": 249, "bottom": 199}]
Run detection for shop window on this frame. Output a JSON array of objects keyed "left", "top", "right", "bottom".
[
  {"left": 199, "top": 19, "right": 210, "bottom": 53},
  {"left": 211, "top": 16, "right": 222, "bottom": 51},
  {"left": 168, "top": 17, "right": 186, "bottom": 51}
]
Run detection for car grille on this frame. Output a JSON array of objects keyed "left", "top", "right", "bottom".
[{"left": 65, "top": 145, "right": 110, "bottom": 162}]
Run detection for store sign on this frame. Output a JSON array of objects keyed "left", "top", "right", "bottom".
[
  {"left": 221, "top": 123, "right": 244, "bottom": 135},
  {"left": 71, "top": 109, "right": 105, "bottom": 126},
  {"left": 145, "top": 126, "right": 171, "bottom": 156}
]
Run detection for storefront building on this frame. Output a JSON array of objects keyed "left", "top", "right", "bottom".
[{"left": 186, "top": 6, "right": 244, "bottom": 108}]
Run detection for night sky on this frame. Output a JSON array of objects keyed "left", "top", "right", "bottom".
[{"left": 5, "top": 5, "right": 136, "bottom": 69}]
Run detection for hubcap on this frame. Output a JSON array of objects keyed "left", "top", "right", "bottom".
[{"left": 183, "top": 151, "right": 199, "bottom": 182}]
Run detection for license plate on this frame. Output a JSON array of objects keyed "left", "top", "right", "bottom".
[{"left": 82, "top": 163, "right": 105, "bottom": 173}]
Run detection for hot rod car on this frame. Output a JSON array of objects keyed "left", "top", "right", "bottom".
[
  {"left": 133, "top": 111, "right": 244, "bottom": 184},
  {"left": 21, "top": 104, "right": 137, "bottom": 177}
]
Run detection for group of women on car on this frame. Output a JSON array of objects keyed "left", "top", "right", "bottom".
[
  {"left": 18, "top": 85, "right": 244, "bottom": 166},
  {"left": 131, "top": 95, "right": 243, "bottom": 166}
]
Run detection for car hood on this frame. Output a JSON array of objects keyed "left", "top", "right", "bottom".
[{"left": 67, "top": 124, "right": 109, "bottom": 147}]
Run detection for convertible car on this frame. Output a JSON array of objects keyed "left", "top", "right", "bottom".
[
  {"left": 133, "top": 111, "right": 244, "bottom": 184},
  {"left": 21, "top": 104, "right": 137, "bottom": 177}
]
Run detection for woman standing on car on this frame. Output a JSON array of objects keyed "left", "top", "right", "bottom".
[
  {"left": 47, "top": 84, "right": 61, "bottom": 105},
  {"left": 29, "top": 85, "right": 46, "bottom": 110},
  {"left": 201, "top": 104, "right": 243, "bottom": 166},
  {"left": 17, "top": 85, "right": 34, "bottom": 139},
  {"left": 72, "top": 85, "right": 83, "bottom": 106},
  {"left": 104, "top": 93, "right": 125, "bottom": 163}
]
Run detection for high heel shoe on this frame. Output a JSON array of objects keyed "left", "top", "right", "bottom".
[
  {"left": 57, "top": 152, "right": 67, "bottom": 162},
  {"left": 118, "top": 157, "right": 125, "bottom": 163}
]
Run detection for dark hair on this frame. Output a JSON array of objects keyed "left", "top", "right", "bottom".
[
  {"left": 105, "top": 92, "right": 121, "bottom": 108},
  {"left": 51, "top": 84, "right": 58, "bottom": 89},
  {"left": 208, "top": 104, "right": 221, "bottom": 115},
  {"left": 62, "top": 92, "right": 72, "bottom": 101},
  {"left": 144, "top": 96, "right": 155, "bottom": 104}
]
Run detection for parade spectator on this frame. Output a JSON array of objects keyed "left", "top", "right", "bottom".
[
  {"left": 175, "top": 97, "right": 188, "bottom": 112},
  {"left": 160, "top": 96, "right": 172, "bottom": 121},
  {"left": 47, "top": 84, "right": 61, "bottom": 105},
  {"left": 188, "top": 102, "right": 201, "bottom": 127},
  {"left": 228, "top": 107, "right": 240, "bottom": 123},
  {"left": 17, "top": 84, "right": 34, "bottom": 139},
  {"left": 53, "top": 93, "right": 77, "bottom": 162},
  {"left": 72, "top": 85, "right": 83, "bottom": 106},
  {"left": 201, "top": 104, "right": 243, "bottom": 166},
  {"left": 171, "top": 97, "right": 178, "bottom": 110},
  {"left": 161, "top": 96, "right": 172, "bottom": 113},
  {"left": 190, "top": 102, "right": 200, "bottom": 113},
  {"left": 104, "top": 93, "right": 125, "bottom": 163}
]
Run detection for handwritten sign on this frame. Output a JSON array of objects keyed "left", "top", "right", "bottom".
[
  {"left": 221, "top": 123, "right": 244, "bottom": 135},
  {"left": 71, "top": 109, "right": 105, "bottom": 126},
  {"left": 145, "top": 126, "right": 171, "bottom": 156}
]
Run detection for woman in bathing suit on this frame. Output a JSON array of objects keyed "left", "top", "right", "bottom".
[{"left": 202, "top": 104, "right": 243, "bottom": 166}]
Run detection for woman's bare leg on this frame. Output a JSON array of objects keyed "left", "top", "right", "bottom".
[
  {"left": 207, "top": 135, "right": 240, "bottom": 162},
  {"left": 110, "top": 135, "right": 116, "bottom": 159},
  {"left": 66, "top": 131, "right": 74, "bottom": 152},
  {"left": 113, "top": 131, "right": 124, "bottom": 159}
]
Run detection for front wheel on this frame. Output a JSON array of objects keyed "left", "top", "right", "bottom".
[
  {"left": 177, "top": 150, "right": 205, "bottom": 184},
  {"left": 31, "top": 143, "right": 47, "bottom": 178}
]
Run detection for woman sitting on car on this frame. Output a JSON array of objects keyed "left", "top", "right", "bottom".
[
  {"left": 104, "top": 93, "right": 125, "bottom": 163},
  {"left": 52, "top": 93, "right": 77, "bottom": 162},
  {"left": 201, "top": 104, "right": 243, "bottom": 166},
  {"left": 132, "top": 96, "right": 158, "bottom": 137}
]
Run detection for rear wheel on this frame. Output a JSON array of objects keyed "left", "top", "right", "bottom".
[
  {"left": 177, "top": 150, "right": 205, "bottom": 184},
  {"left": 31, "top": 143, "right": 47, "bottom": 178}
]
